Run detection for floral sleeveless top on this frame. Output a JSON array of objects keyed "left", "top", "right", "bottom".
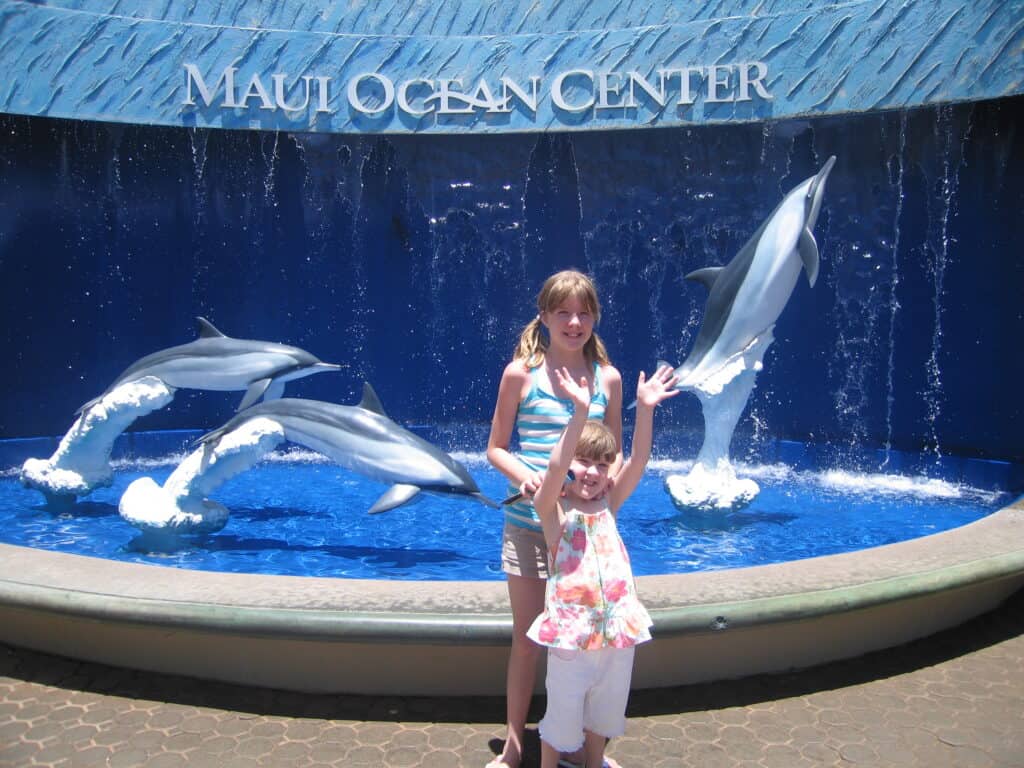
[{"left": 527, "top": 503, "right": 652, "bottom": 650}]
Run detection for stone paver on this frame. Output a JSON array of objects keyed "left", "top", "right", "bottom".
[{"left": 1, "top": 588, "right": 1023, "bottom": 767}]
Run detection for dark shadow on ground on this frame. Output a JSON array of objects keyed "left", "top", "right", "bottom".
[{"left": 1, "top": 587, "right": 1021, "bottom": 725}]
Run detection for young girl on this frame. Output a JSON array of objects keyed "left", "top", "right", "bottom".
[
  {"left": 486, "top": 270, "right": 623, "bottom": 768},
  {"left": 529, "top": 364, "right": 678, "bottom": 768}
]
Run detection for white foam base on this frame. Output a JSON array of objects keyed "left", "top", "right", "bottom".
[
  {"left": 20, "top": 377, "right": 175, "bottom": 503},
  {"left": 665, "top": 461, "right": 760, "bottom": 512},
  {"left": 119, "top": 418, "right": 285, "bottom": 534},
  {"left": 119, "top": 478, "right": 231, "bottom": 533}
]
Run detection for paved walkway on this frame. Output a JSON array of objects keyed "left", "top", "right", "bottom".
[{"left": 2, "top": 587, "right": 1022, "bottom": 768}]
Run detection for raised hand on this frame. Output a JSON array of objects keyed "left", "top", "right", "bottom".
[
  {"left": 552, "top": 366, "right": 593, "bottom": 413},
  {"left": 635, "top": 364, "right": 680, "bottom": 409}
]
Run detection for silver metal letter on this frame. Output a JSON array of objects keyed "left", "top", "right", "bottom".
[
  {"left": 347, "top": 73, "right": 395, "bottom": 115},
  {"left": 596, "top": 72, "right": 626, "bottom": 110},
  {"left": 272, "top": 74, "right": 312, "bottom": 112},
  {"left": 183, "top": 64, "right": 238, "bottom": 108},
  {"left": 435, "top": 79, "right": 475, "bottom": 114},
  {"left": 738, "top": 61, "right": 772, "bottom": 101},
  {"left": 499, "top": 76, "right": 541, "bottom": 113},
  {"left": 397, "top": 78, "right": 435, "bottom": 116},
  {"left": 626, "top": 70, "right": 668, "bottom": 108},
  {"left": 706, "top": 64, "right": 734, "bottom": 103},
  {"left": 551, "top": 69, "right": 595, "bottom": 113},
  {"left": 240, "top": 73, "right": 275, "bottom": 111}
]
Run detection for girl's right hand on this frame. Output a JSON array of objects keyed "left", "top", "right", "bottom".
[
  {"left": 635, "top": 364, "right": 681, "bottom": 408},
  {"left": 519, "top": 471, "right": 545, "bottom": 499},
  {"left": 552, "top": 366, "right": 592, "bottom": 413}
]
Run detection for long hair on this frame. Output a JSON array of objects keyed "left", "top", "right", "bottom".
[{"left": 513, "top": 270, "right": 610, "bottom": 369}]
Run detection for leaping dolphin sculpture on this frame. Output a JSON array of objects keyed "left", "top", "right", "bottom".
[
  {"left": 77, "top": 317, "right": 341, "bottom": 415},
  {"left": 196, "top": 383, "right": 498, "bottom": 514},
  {"left": 670, "top": 156, "right": 836, "bottom": 390}
]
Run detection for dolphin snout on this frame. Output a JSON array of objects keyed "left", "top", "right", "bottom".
[
  {"left": 805, "top": 155, "right": 837, "bottom": 229},
  {"left": 816, "top": 155, "right": 836, "bottom": 187}
]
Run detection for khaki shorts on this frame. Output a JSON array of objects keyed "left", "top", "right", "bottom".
[{"left": 501, "top": 521, "right": 549, "bottom": 579}]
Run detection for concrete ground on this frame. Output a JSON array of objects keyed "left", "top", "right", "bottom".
[{"left": 1, "top": 587, "right": 1022, "bottom": 768}]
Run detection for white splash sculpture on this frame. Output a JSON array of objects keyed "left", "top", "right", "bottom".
[
  {"left": 663, "top": 333, "right": 771, "bottom": 511},
  {"left": 20, "top": 377, "right": 174, "bottom": 504},
  {"left": 119, "top": 418, "right": 286, "bottom": 534}
]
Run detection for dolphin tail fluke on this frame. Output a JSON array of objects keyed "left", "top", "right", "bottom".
[
  {"left": 193, "top": 423, "right": 231, "bottom": 449},
  {"left": 237, "top": 378, "right": 273, "bottom": 412},
  {"left": 472, "top": 492, "right": 501, "bottom": 509},
  {"left": 368, "top": 483, "right": 421, "bottom": 514},
  {"left": 798, "top": 228, "right": 820, "bottom": 287}
]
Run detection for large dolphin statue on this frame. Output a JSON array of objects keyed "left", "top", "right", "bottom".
[
  {"left": 195, "top": 383, "right": 498, "bottom": 514},
  {"left": 77, "top": 317, "right": 341, "bottom": 415},
  {"left": 670, "top": 155, "right": 836, "bottom": 390}
]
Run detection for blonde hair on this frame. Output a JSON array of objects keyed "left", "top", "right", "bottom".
[
  {"left": 513, "top": 270, "right": 611, "bottom": 369},
  {"left": 576, "top": 420, "right": 618, "bottom": 463}
]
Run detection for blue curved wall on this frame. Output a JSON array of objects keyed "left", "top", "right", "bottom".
[
  {"left": 1, "top": 97, "right": 1022, "bottom": 462},
  {"left": 1, "top": 0, "right": 1021, "bottom": 133}
]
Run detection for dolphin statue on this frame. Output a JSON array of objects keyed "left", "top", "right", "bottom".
[
  {"left": 195, "top": 383, "right": 498, "bottom": 514},
  {"left": 76, "top": 317, "right": 342, "bottom": 415},
  {"left": 670, "top": 155, "right": 836, "bottom": 389}
]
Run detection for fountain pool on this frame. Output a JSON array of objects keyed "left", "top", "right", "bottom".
[{"left": 0, "top": 435, "right": 1016, "bottom": 580}]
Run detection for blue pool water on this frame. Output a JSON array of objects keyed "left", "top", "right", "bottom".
[{"left": 0, "top": 446, "right": 1015, "bottom": 580}]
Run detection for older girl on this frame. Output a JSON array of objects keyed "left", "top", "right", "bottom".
[{"left": 486, "top": 270, "right": 623, "bottom": 768}]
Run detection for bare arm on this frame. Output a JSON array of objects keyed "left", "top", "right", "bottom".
[
  {"left": 486, "top": 361, "right": 535, "bottom": 487},
  {"left": 533, "top": 368, "right": 591, "bottom": 552},
  {"left": 609, "top": 365, "right": 679, "bottom": 514}
]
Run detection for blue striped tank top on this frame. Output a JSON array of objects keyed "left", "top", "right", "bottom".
[{"left": 505, "top": 362, "right": 609, "bottom": 529}]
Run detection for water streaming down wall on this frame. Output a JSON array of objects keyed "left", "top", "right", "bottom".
[{"left": 0, "top": 98, "right": 1021, "bottom": 463}]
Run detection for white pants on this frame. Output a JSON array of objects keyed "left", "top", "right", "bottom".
[{"left": 538, "top": 645, "right": 636, "bottom": 753}]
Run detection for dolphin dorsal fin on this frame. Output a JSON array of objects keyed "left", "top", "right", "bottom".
[
  {"left": 358, "top": 382, "right": 388, "bottom": 417},
  {"left": 195, "top": 317, "right": 227, "bottom": 339},
  {"left": 684, "top": 267, "right": 724, "bottom": 292}
]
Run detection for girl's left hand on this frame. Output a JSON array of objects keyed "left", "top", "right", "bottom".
[{"left": 635, "top": 364, "right": 680, "bottom": 408}]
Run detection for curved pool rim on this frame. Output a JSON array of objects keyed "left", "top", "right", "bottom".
[{"left": 1, "top": 494, "right": 1022, "bottom": 695}]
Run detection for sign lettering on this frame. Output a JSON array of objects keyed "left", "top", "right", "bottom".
[{"left": 182, "top": 61, "right": 773, "bottom": 124}]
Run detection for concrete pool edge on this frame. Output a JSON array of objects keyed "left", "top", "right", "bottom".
[{"left": 1, "top": 497, "right": 1022, "bottom": 693}]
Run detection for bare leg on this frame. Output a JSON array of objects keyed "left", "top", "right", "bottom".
[
  {"left": 491, "top": 574, "right": 545, "bottom": 768},
  {"left": 539, "top": 739, "right": 561, "bottom": 768},
  {"left": 583, "top": 730, "right": 607, "bottom": 768}
]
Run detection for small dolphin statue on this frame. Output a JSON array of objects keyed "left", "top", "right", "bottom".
[
  {"left": 195, "top": 383, "right": 498, "bottom": 514},
  {"left": 670, "top": 156, "right": 836, "bottom": 390},
  {"left": 77, "top": 317, "right": 342, "bottom": 415}
]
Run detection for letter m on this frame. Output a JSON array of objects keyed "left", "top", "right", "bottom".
[{"left": 183, "top": 64, "right": 238, "bottom": 107}]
